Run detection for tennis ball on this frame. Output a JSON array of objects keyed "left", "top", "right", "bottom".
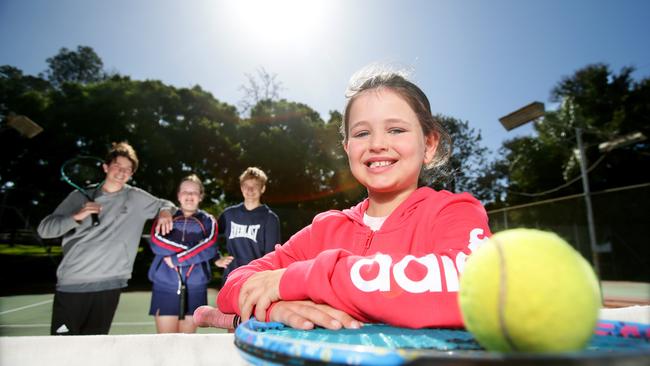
[{"left": 459, "top": 228, "right": 601, "bottom": 353}]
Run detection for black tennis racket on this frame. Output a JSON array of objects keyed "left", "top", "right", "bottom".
[
  {"left": 175, "top": 266, "right": 187, "bottom": 320},
  {"left": 234, "top": 319, "right": 650, "bottom": 366},
  {"left": 60, "top": 156, "right": 105, "bottom": 226}
]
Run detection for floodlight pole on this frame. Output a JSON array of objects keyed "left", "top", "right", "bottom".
[
  {"left": 575, "top": 128, "right": 600, "bottom": 277},
  {"left": 499, "top": 101, "right": 601, "bottom": 278}
]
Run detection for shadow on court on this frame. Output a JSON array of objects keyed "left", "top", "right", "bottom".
[{"left": 0, "top": 254, "right": 58, "bottom": 296}]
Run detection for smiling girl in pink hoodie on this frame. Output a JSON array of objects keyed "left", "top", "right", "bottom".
[{"left": 201, "top": 66, "right": 491, "bottom": 330}]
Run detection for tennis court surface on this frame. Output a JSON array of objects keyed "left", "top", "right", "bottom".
[{"left": 0, "top": 289, "right": 227, "bottom": 336}]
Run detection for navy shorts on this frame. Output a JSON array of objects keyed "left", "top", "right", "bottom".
[{"left": 149, "top": 287, "right": 207, "bottom": 316}]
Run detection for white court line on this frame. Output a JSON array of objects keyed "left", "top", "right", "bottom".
[
  {"left": 0, "top": 324, "right": 49, "bottom": 328},
  {"left": 0, "top": 299, "right": 53, "bottom": 315}
]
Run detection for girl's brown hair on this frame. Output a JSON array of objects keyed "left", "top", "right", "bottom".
[{"left": 341, "top": 66, "right": 452, "bottom": 183}]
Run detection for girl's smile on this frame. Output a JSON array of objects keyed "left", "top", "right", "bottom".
[{"left": 344, "top": 88, "right": 438, "bottom": 201}]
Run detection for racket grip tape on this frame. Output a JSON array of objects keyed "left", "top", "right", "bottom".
[
  {"left": 176, "top": 267, "right": 187, "bottom": 320},
  {"left": 178, "top": 284, "right": 186, "bottom": 320},
  {"left": 91, "top": 213, "right": 100, "bottom": 226},
  {"left": 193, "top": 306, "right": 240, "bottom": 329}
]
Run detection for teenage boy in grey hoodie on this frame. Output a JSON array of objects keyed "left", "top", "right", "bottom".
[{"left": 38, "top": 142, "right": 175, "bottom": 335}]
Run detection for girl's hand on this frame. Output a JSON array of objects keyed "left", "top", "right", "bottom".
[
  {"left": 163, "top": 256, "right": 175, "bottom": 269},
  {"left": 239, "top": 269, "right": 286, "bottom": 322},
  {"left": 214, "top": 255, "right": 234, "bottom": 268},
  {"left": 269, "top": 300, "right": 362, "bottom": 330}
]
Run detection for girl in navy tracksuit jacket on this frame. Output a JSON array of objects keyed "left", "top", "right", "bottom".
[{"left": 148, "top": 174, "right": 231, "bottom": 333}]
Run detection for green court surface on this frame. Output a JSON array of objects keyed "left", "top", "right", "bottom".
[{"left": 0, "top": 289, "right": 226, "bottom": 336}]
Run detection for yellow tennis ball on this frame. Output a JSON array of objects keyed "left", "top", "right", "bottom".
[{"left": 459, "top": 228, "right": 601, "bottom": 353}]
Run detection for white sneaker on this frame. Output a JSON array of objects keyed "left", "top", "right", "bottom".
[{"left": 56, "top": 324, "right": 69, "bottom": 334}]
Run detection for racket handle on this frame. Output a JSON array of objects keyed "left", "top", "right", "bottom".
[
  {"left": 193, "top": 305, "right": 240, "bottom": 329},
  {"left": 91, "top": 213, "right": 100, "bottom": 226},
  {"left": 178, "top": 285, "right": 186, "bottom": 320},
  {"left": 177, "top": 267, "right": 187, "bottom": 320}
]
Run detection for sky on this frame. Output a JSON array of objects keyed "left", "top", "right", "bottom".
[{"left": 1, "top": 0, "right": 649, "bottom": 155}]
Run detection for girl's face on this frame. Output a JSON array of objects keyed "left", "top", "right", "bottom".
[
  {"left": 177, "top": 180, "right": 202, "bottom": 214},
  {"left": 344, "top": 88, "right": 438, "bottom": 197}
]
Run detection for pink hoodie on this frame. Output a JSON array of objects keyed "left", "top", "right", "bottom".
[{"left": 217, "top": 187, "right": 491, "bottom": 328}]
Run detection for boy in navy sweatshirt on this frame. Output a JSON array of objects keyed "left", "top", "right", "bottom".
[{"left": 217, "top": 167, "right": 281, "bottom": 284}]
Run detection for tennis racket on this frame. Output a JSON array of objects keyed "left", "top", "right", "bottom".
[
  {"left": 60, "top": 156, "right": 105, "bottom": 226},
  {"left": 234, "top": 319, "right": 650, "bottom": 366},
  {"left": 175, "top": 266, "right": 187, "bottom": 320}
]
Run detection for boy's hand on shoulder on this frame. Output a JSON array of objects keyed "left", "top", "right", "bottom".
[
  {"left": 239, "top": 269, "right": 286, "bottom": 323},
  {"left": 270, "top": 300, "right": 362, "bottom": 330},
  {"left": 155, "top": 210, "right": 173, "bottom": 235}
]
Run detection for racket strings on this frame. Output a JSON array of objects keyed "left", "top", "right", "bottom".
[
  {"left": 236, "top": 320, "right": 650, "bottom": 366},
  {"left": 61, "top": 158, "right": 105, "bottom": 195},
  {"left": 255, "top": 324, "right": 482, "bottom": 351},
  {"left": 64, "top": 164, "right": 103, "bottom": 183}
]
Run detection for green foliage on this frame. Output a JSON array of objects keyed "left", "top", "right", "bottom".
[
  {"left": 0, "top": 244, "right": 61, "bottom": 256},
  {"left": 229, "top": 99, "right": 363, "bottom": 237},
  {"left": 498, "top": 63, "right": 650, "bottom": 205},
  {"left": 0, "top": 45, "right": 493, "bottom": 243},
  {"left": 44, "top": 46, "right": 105, "bottom": 88},
  {"left": 431, "top": 115, "right": 496, "bottom": 203}
]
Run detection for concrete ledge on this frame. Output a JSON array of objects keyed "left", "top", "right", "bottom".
[
  {"left": 0, "top": 333, "right": 245, "bottom": 366},
  {"left": 602, "top": 281, "right": 650, "bottom": 307}
]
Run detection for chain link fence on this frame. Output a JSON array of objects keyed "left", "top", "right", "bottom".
[{"left": 487, "top": 183, "right": 650, "bottom": 282}]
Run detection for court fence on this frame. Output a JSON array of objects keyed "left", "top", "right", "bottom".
[
  {"left": 2, "top": 183, "right": 648, "bottom": 294},
  {"left": 487, "top": 183, "right": 650, "bottom": 282}
]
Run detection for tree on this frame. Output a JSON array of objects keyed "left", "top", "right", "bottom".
[
  {"left": 0, "top": 65, "right": 51, "bottom": 119},
  {"left": 1, "top": 63, "right": 242, "bottom": 227},
  {"left": 238, "top": 67, "right": 284, "bottom": 116},
  {"left": 223, "top": 99, "right": 355, "bottom": 236},
  {"left": 44, "top": 46, "right": 104, "bottom": 88},
  {"left": 499, "top": 63, "right": 650, "bottom": 202},
  {"left": 495, "top": 136, "right": 572, "bottom": 205},
  {"left": 493, "top": 64, "right": 650, "bottom": 281},
  {"left": 1, "top": 48, "right": 499, "bottom": 243},
  {"left": 548, "top": 64, "right": 650, "bottom": 190},
  {"left": 430, "top": 115, "right": 497, "bottom": 203}
]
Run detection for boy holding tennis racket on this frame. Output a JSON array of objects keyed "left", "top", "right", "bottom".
[
  {"left": 206, "top": 66, "right": 491, "bottom": 331},
  {"left": 38, "top": 141, "right": 175, "bottom": 335}
]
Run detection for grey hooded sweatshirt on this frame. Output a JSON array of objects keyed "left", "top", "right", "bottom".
[{"left": 38, "top": 185, "right": 174, "bottom": 292}]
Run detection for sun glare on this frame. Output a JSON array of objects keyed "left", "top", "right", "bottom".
[{"left": 222, "top": 0, "right": 333, "bottom": 47}]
